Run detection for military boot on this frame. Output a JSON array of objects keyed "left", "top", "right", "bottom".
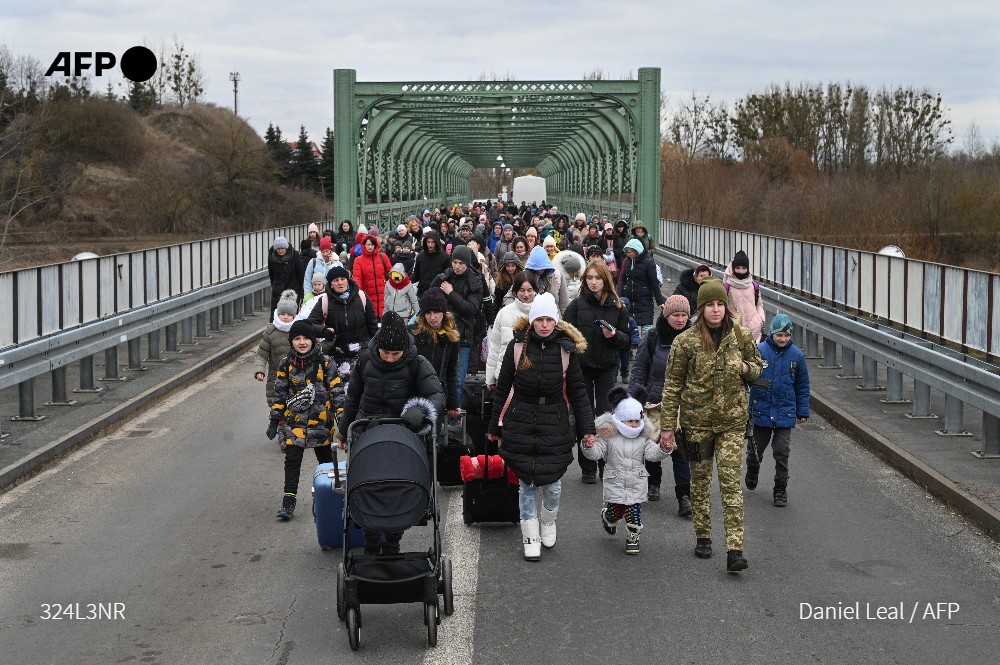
[
  {"left": 727, "top": 550, "right": 749, "bottom": 573},
  {"left": 773, "top": 483, "right": 788, "bottom": 507},
  {"left": 675, "top": 483, "right": 692, "bottom": 518},
  {"left": 695, "top": 537, "right": 712, "bottom": 559}
]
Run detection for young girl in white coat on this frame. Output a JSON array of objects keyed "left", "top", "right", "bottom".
[{"left": 584, "top": 386, "right": 673, "bottom": 554}]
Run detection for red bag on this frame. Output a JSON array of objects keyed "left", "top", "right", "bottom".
[{"left": 459, "top": 454, "right": 518, "bottom": 485}]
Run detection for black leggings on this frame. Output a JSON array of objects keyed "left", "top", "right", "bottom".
[
  {"left": 283, "top": 445, "right": 333, "bottom": 495},
  {"left": 578, "top": 366, "right": 617, "bottom": 475}
]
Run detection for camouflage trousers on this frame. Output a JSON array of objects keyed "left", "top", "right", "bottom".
[{"left": 687, "top": 427, "right": 744, "bottom": 551}]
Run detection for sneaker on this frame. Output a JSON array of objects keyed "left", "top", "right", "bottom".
[
  {"left": 276, "top": 495, "right": 296, "bottom": 521},
  {"left": 773, "top": 487, "right": 788, "bottom": 507},
  {"left": 625, "top": 530, "right": 640, "bottom": 555},
  {"left": 677, "top": 495, "right": 692, "bottom": 518},
  {"left": 727, "top": 550, "right": 749, "bottom": 572},
  {"left": 694, "top": 537, "right": 712, "bottom": 559},
  {"left": 600, "top": 509, "right": 617, "bottom": 535},
  {"left": 745, "top": 464, "right": 759, "bottom": 490},
  {"left": 648, "top": 485, "right": 661, "bottom": 502},
  {"left": 582, "top": 472, "right": 597, "bottom": 484}
]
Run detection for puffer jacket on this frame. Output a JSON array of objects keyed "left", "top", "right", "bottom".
[
  {"left": 271, "top": 347, "right": 339, "bottom": 449},
  {"left": 253, "top": 318, "right": 292, "bottom": 403},
  {"left": 411, "top": 316, "right": 460, "bottom": 410},
  {"left": 412, "top": 231, "right": 452, "bottom": 296},
  {"left": 561, "top": 288, "right": 631, "bottom": 372},
  {"left": 430, "top": 265, "right": 483, "bottom": 347},
  {"left": 305, "top": 278, "right": 378, "bottom": 354},
  {"left": 488, "top": 318, "right": 595, "bottom": 486},
  {"left": 660, "top": 322, "right": 763, "bottom": 434},
  {"left": 268, "top": 247, "right": 305, "bottom": 311},
  {"left": 336, "top": 333, "right": 446, "bottom": 440},
  {"left": 629, "top": 315, "right": 688, "bottom": 399},
  {"left": 751, "top": 336, "right": 810, "bottom": 429},
  {"left": 352, "top": 235, "right": 392, "bottom": 317},
  {"left": 485, "top": 298, "right": 533, "bottom": 386},
  {"left": 673, "top": 269, "right": 700, "bottom": 315},
  {"left": 724, "top": 263, "right": 766, "bottom": 343},
  {"left": 617, "top": 248, "right": 665, "bottom": 326},
  {"left": 383, "top": 263, "right": 420, "bottom": 319},
  {"left": 583, "top": 414, "right": 669, "bottom": 504}
]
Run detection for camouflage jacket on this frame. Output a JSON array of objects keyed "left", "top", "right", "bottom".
[
  {"left": 271, "top": 347, "right": 343, "bottom": 448},
  {"left": 659, "top": 323, "right": 763, "bottom": 433}
]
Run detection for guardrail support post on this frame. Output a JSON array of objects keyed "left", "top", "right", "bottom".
[
  {"left": 222, "top": 301, "right": 233, "bottom": 327},
  {"left": 905, "top": 381, "right": 936, "bottom": 419},
  {"left": 804, "top": 331, "right": 821, "bottom": 359},
  {"left": 74, "top": 355, "right": 103, "bottom": 393},
  {"left": 838, "top": 347, "right": 861, "bottom": 379},
  {"left": 181, "top": 317, "right": 196, "bottom": 345},
  {"left": 145, "top": 330, "right": 164, "bottom": 362},
  {"left": 12, "top": 379, "right": 45, "bottom": 421},
  {"left": 45, "top": 366, "right": 77, "bottom": 406},
  {"left": 126, "top": 338, "right": 148, "bottom": 372},
  {"left": 244, "top": 294, "right": 255, "bottom": 316},
  {"left": 233, "top": 297, "right": 244, "bottom": 321},
  {"left": 936, "top": 395, "right": 972, "bottom": 437},
  {"left": 972, "top": 414, "right": 1000, "bottom": 458},
  {"left": 209, "top": 307, "right": 221, "bottom": 332},
  {"left": 254, "top": 289, "right": 263, "bottom": 311},
  {"left": 880, "top": 368, "right": 910, "bottom": 404},
  {"left": 196, "top": 312, "right": 209, "bottom": 338},
  {"left": 856, "top": 356, "right": 883, "bottom": 391},
  {"left": 165, "top": 323, "right": 180, "bottom": 353},
  {"left": 818, "top": 338, "right": 841, "bottom": 369},
  {"left": 100, "top": 346, "right": 128, "bottom": 381}
]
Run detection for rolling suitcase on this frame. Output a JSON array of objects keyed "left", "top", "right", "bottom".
[
  {"left": 437, "top": 418, "right": 468, "bottom": 486},
  {"left": 313, "top": 459, "right": 365, "bottom": 550},
  {"left": 462, "top": 375, "right": 494, "bottom": 456},
  {"left": 461, "top": 450, "right": 519, "bottom": 525}
]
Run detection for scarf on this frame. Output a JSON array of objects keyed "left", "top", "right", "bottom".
[
  {"left": 728, "top": 274, "right": 753, "bottom": 290},
  {"left": 390, "top": 274, "right": 412, "bottom": 289},
  {"left": 611, "top": 414, "right": 645, "bottom": 439},
  {"left": 272, "top": 311, "right": 292, "bottom": 332}
]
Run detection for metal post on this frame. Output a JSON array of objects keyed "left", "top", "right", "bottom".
[
  {"left": 209, "top": 306, "right": 221, "bottom": 332},
  {"left": 880, "top": 368, "right": 910, "bottom": 404},
  {"left": 838, "top": 347, "right": 861, "bottom": 379},
  {"left": 126, "top": 338, "right": 147, "bottom": 372},
  {"left": 74, "top": 355, "right": 103, "bottom": 393},
  {"left": 936, "top": 394, "right": 972, "bottom": 437},
  {"left": 253, "top": 289, "right": 263, "bottom": 312},
  {"left": 196, "top": 312, "right": 209, "bottom": 338},
  {"left": 856, "top": 356, "right": 883, "bottom": 391},
  {"left": 181, "top": 317, "right": 196, "bottom": 345},
  {"left": 905, "top": 381, "right": 936, "bottom": 419},
  {"left": 165, "top": 323, "right": 179, "bottom": 353},
  {"left": 45, "top": 366, "right": 77, "bottom": 406},
  {"left": 972, "top": 413, "right": 1000, "bottom": 458},
  {"left": 233, "top": 297, "right": 244, "bottom": 321},
  {"left": 804, "top": 330, "right": 821, "bottom": 359},
  {"left": 12, "top": 379, "right": 45, "bottom": 421},
  {"left": 636, "top": 68, "right": 661, "bottom": 246},
  {"left": 100, "top": 346, "right": 128, "bottom": 381},
  {"left": 146, "top": 330, "right": 164, "bottom": 361},
  {"left": 222, "top": 301, "right": 233, "bottom": 327},
  {"left": 818, "top": 338, "right": 841, "bottom": 369},
  {"left": 244, "top": 294, "right": 255, "bottom": 316},
  {"left": 334, "top": 69, "right": 359, "bottom": 225}
]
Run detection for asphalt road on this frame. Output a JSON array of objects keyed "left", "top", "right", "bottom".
[{"left": 1, "top": 351, "right": 999, "bottom": 665}]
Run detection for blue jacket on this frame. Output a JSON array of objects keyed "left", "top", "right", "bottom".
[{"left": 750, "top": 336, "right": 810, "bottom": 429}]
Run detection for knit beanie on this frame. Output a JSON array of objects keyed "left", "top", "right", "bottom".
[
  {"left": 770, "top": 313, "right": 793, "bottom": 335},
  {"left": 311, "top": 272, "right": 328, "bottom": 289},
  {"left": 586, "top": 244, "right": 604, "bottom": 258},
  {"left": 542, "top": 235, "right": 557, "bottom": 249},
  {"left": 575, "top": 212, "right": 587, "bottom": 222},
  {"left": 326, "top": 266, "right": 350, "bottom": 282},
  {"left": 528, "top": 292, "right": 559, "bottom": 324},
  {"left": 561, "top": 253, "right": 582, "bottom": 274},
  {"left": 287, "top": 319, "right": 317, "bottom": 346},
  {"left": 665, "top": 294, "right": 691, "bottom": 317},
  {"left": 732, "top": 250, "right": 750, "bottom": 271},
  {"left": 377, "top": 312, "right": 408, "bottom": 351},
  {"left": 308, "top": 223, "right": 319, "bottom": 235},
  {"left": 419, "top": 286, "right": 448, "bottom": 313},
  {"left": 451, "top": 245, "right": 474, "bottom": 267},
  {"left": 275, "top": 289, "right": 299, "bottom": 316},
  {"left": 613, "top": 395, "right": 644, "bottom": 422},
  {"left": 503, "top": 223, "right": 514, "bottom": 233},
  {"left": 501, "top": 251, "right": 521, "bottom": 267},
  {"left": 624, "top": 239, "right": 645, "bottom": 255},
  {"left": 697, "top": 277, "right": 728, "bottom": 310},
  {"left": 319, "top": 236, "right": 333, "bottom": 252},
  {"left": 273, "top": 236, "right": 290, "bottom": 250}
]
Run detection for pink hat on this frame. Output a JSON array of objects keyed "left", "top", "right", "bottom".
[{"left": 664, "top": 294, "right": 691, "bottom": 316}]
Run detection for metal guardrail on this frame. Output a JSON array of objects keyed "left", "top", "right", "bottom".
[{"left": 654, "top": 245, "right": 1000, "bottom": 458}]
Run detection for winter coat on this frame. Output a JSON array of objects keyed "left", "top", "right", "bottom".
[
  {"left": 562, "top": 288, "right": 632, "bottom": 372},
  {"left": 524, "top": 250, "right": 569, "bottom": 314},
  {"left": 303, "top": 253, "right": 338, "bottom": 298},
  {"left": 493, "top": 235, "right": 515, "bottom": 260},
  {"left": 268, "top": 247, "right": 305, "bottom": 311},
  {"left": 336, "top": 333, "right": 446, "bottom": 440},
  {"left": 271, "top": 347, "right": 339, "bottom": 449},
  {"left": 751, "top": 337, "right": 810, "bottom": 429},
  {"left": 724, "top": 263, "right": 766, "bottom": 342},
  {"left": 660, "top": 322, "right": 763, "bottom": 434},
  {"left": 333, "top": 223, "right": 355, "bottom": 254},
  {"left": 411, "top": 317, "right": 461, "bottom": 411},
  {"left": 617, "top": 248, "right": 665, "bottom": 326},
  {"left": 388, "top": 233, "right": 416, "bottom": 273},
  {"left": 488, "top": 318, "right": 595, "bottom": 486},
  {"left": 306, "top": 278, "right": 378, "bottom": 354},
  {"left": 352, "top": 235, "right": 393, "bottom": 317},
  {"left": 673, "top": 269, "right": 700, "bottom": 315},
  {"left": 613, "top": 222, "right": 630, "bottom": 265},
  {"left": 552, "top": 250, "right": 585, "bottom": 303},
  {"left": 583, "top": 415, "right": 669, "bottom": 504},
  {"left": 485, "top": 298, "right": 533, "bottom": 386},
  {"left": 412, "top": 231, "right": 452, "bottom": 296},
  {"left": 487, "top": 222, "right": 505, "bottom": 254},
  {"left": 430, "top": 265, "right": 483, "bottom": 347},
  {"left": 253, "top": 319, "right": 292, "bottom": 403},
  {"left": 629, "top": 315, "right": 688, "bottom": 399},
  {"left": 629, "top": 220, "right": 652, "bottom": 251},
  {"left": 384, "top": 271, "right": 420, "bottom": 320}
]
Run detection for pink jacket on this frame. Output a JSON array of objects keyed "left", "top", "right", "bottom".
[{"left": 724, "top": 263, "right": 765, "bottom": 342}]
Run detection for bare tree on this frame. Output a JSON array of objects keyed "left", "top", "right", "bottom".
[{"left": 166, "top": 38, "right": 205, "bottom": 107}]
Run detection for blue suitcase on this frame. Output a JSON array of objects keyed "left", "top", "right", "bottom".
[{"left": 313, "top": 460, "right": 365, "bottom": 550}]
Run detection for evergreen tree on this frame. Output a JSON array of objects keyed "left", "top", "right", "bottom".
[
  {"left": 263, "top": 123, "right": 295, "bottom": 184},
  {"left": 292, "top": 125, "right": 318, "bottom": 189},
  {"left": 126, "top": 80, "right": 156, "bottom": 114},
  {"left": 318, "top": 127, "right": 335, "bottom": 199}
]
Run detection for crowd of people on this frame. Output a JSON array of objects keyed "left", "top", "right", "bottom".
[{"left": 256, "top": 200, "right": 811, "bottom": 573}]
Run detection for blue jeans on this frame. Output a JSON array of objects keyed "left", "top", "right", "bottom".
[
  {"left": 455, "top": 345, "right": 472, "bottom": 405},
  {"left": 518, "top": 479, "right": 561, "bottom": 521}
]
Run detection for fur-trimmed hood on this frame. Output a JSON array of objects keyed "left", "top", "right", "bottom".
[{"left": 511, "top": 316, "right": 587, "bottom": 354}]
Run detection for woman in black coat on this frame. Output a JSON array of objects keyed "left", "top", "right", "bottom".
[
  {"left": 411, "top": 230, "right": 451, "bottom": 296},
  {"left": 333, "top": 219, "right": 355, "bottom": 254},
  {"left": 409, "top": 287, "right": 461, "bottom": 416},
  {"left": 267, "top": 236, "right": 305, "bottom": 313},
  {"left": 487, "top": 292, "right": 595, "bottom": 562},
  {"left": 305, "top": 267, "right": 378, "bottom": 367},
  {"left": 562, "top": 260, "right": 632, "bottom": 483}
]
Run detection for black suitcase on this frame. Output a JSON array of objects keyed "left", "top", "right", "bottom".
[
  {"left": 462, "top": 452, "right": 520, "bottom": 525},
  {"left": 462, "top": 376, "right": 493, "bottom": 455},
  {"left": 437, "top": 416, "right": 468, "bottom": 486}
]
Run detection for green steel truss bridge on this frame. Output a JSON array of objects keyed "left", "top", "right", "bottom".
[{"left": 331, "top": 68, "right": 661, "bottom": 236}]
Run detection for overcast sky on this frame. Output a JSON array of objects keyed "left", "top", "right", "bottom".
[{"left": 4, "top": 0, "right": 998, "bottom": 149}]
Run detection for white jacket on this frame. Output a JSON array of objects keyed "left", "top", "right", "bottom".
[
  {"left": 484, "top": 298, "right": 533, "bottom": 386},
  {"left": 583, "top": 413, "right": 669, "bottom": 504}
]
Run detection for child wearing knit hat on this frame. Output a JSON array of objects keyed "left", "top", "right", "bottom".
[{"left": 583, "top": 386, "right": 673, "bottom": 555}]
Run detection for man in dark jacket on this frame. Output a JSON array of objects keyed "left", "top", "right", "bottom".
[
  {"left": 268, "top": 236, "right": 305, "bottom": 313},
  {"left": 411, "top": 230, "right": 451, "bottom": 296},
  {"left": 673, "top": 264, "right": 711, "bottom": 315},
  {"left": 430, "top": 245, "right": 482, "bottom": 404}
]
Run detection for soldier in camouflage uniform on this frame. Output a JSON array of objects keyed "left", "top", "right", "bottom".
[{"left": 659, "top": 277, "right": 763, "bottom": 573}]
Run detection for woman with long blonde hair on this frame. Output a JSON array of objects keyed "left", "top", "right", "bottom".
[{"left": 409, "top": 287, "right": 462, "bottom": 418}]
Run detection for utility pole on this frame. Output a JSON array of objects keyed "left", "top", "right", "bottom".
[{"left": 229, "top": 71, "right": 241, "bottom": 115}]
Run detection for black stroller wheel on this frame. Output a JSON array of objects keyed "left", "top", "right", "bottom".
[
  {"left": 442, "top": 558, "right": 454, "bottom": 616},
  {"left": 336, "top": 563, "right": 346, "bottom": 621},
  {"left": 425, "top": 602, "right": 438, "bottom": 647},
  {"left": 347, "top": 607, "right": 361, "bottom": 650}
]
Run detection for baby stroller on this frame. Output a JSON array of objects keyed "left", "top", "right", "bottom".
[{"left": 336, "top": 417, "right": 454, "bottom": 650}]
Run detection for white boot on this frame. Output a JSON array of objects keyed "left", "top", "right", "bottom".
[
  {"left": 520, "top": 519, "right": 541, "bottom": 561},
  {"left": 539, "top": 507, "right": 558, "bottom": 549}
]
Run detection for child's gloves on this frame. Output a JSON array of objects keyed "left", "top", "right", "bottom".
[
  {"left": 265, "top": 417, "right": 280, "bottom": 440},
  {"left": 285, "top": 384, "right": 316, "bottom": 413}
]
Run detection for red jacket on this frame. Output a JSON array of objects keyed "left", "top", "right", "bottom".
[{"left": 352, "top": 234, "right": 392, "bottom": 317}]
